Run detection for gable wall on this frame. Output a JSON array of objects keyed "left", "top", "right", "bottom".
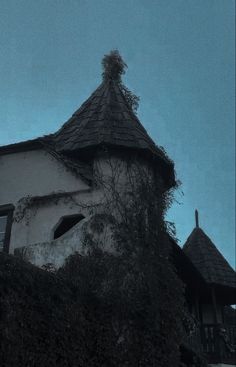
[
  {"left": 0, "top": 149, "right": 91, "bottom": 252},
  {"left": 0, "top": 149, "right": 88, "bottom": 204}
]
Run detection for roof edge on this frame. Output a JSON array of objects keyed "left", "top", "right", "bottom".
[
  {"left": 0, "top": 138, "right": 43, "bottom": 156},
  {"left": 62, "top": 143, "right": 176, "bottom": 190}
]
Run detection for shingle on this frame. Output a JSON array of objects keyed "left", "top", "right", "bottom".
[
  {"left": 0, "top": 75, "right": 175, "bottom": 189},
  {"left": 50, "top": 78, "right": 175, "bottom": 189},
  {"left": 183, "top": 227, "right": 236, "bottom": 289}
]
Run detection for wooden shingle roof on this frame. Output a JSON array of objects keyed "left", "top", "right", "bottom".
[
  {"left": 183, "top": 227, "right": 236, "bottom": 290},
  {"left": 0, "top": 52, "right": 176, "bottom": 189},
  {"left": 53, "top": 79, "right": 162, "bottom": 154},
  {"left": 51, "top": 77, "right": 175, "bottom": 188}
]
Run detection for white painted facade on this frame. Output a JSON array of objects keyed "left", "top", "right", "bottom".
[
  {"left": 0, "top": 149, "right": 92, "bottom": 260},
  {"left": 0, "top": 149, "right": 146, "bottom": 268},
  {"left": 0, "top": 149, "right": 89, "bottom": 203},
  {"left": 14, "top": 213, "right": 116, "bottom": 269}
]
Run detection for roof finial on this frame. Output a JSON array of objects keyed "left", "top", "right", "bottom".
[
  {"left": 102, "top": 50, "right": 127, "bottom": 81},
  {"left": 195, "top": 209, "right": 199, "bottom": 228}
]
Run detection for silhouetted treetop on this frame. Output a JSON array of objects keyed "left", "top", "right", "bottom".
[
  {"left": 102, "top": 49, "right": 127, "bottom": 82},
  {"left": 102, "top": 49, "right": 140, "bottom": 113}
]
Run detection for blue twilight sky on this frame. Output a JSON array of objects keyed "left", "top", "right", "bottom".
[{"left": 0, "top": 0, "right": 235, "bottom": 266}]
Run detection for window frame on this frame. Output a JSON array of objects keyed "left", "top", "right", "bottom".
[
  {"left": 0, "top": 204, "right": 14, "bottom": 254},
  {"left": 53, "top": 214, "right": 85, "bottom": 240}
]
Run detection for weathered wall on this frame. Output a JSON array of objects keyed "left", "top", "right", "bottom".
[
  {"left": 93, "top": 154, "right": 163, "bottom": 192},
  {"left": 0, "top": 149, "right": 89, "bottom": 203},
  {"left": 1, "top": 150, "right": 160, "bottom": 268},
  {"left": 14, "top": 214, "right": 116, "bottom": 269},
  {"left": 0, "top": 149, "right": 90, "bottom": 253},
  {"left": 11, "top": 191, "right": 93, "bottom": 250},
  {"left": 15, "top": 217, "right": 88, "bottom": 268}
]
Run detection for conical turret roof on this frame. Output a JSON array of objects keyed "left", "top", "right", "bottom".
[
  {"left": 50, "top": 51, "right": 175, "bottom": 189},
  {"left": 0, "top": 51, "right": 176, "bottom": 189},
  {"left": 53, "top": 79, "right": 160, "bottom": 156},
  {"left": 183, "top": 226, "right": 236, "bottom": 290}
]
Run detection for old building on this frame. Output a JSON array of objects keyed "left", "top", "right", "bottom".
[
  {"left": 0, "top": 52, "right": 235, "bottom": 366},
  {"left": 175, "top": 211, "right": 236, "bottom": 366}
]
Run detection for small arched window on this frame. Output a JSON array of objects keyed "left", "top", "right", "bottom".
[{"left": 53, "top": 214, "right": 85, "bottom": 239}]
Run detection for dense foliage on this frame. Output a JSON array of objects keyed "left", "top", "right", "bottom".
[
  {"left": 0, "top": 252, "right": 84, "bottom": 366},
  {"left": 102, "top": 50, "right": 140, "bottom": 112},
  {"left": 0, "top": 247, "right": 206, "bottom": 366}
]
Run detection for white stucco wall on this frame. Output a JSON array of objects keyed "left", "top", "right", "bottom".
[
  {"left": 93, "top": 154, "right": 162, "bottom": 192},
  {"left": 1, "top": 150, "right": 159, "bottom": 268},
  {"left": 15, "top": 214, "right": 116, "bottom": 269},
  {"left": 0, "top": 149, "right": 89, "bottom": 204},
  {"left": 0, "top": 149, "right": 91, "bottom": 253}
]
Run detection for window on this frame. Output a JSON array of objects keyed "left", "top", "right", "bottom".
[
  {"left": 0, "top": 204, "right": 14, "bottom": 253},
  {"left": 0, "top": 216, "right": 7, "bottom": 250},
  {"left": 53, "top": 214, "right": 85, "bottom": 239}
]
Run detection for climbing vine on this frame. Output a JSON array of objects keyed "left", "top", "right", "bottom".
[
  {"left": 13, "top": 191, "right": 94, "bottom": 224},
  {"left": 102, "top": 50, "right": 140, "bottom": 113}
]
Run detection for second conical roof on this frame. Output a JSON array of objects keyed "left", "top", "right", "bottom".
[{"left": 183, "top": 227, "right": 236, "bottom": 289}]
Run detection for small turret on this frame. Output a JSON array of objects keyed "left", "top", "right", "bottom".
[
  {"left": 52, "top": 51, "right": 176, "bottom": 190},
  {"left": 183, "top": 211, "right": 236, "bottom": 364},
  {"left": 184, "top": 212, "right": 236, "bottom": 295}
]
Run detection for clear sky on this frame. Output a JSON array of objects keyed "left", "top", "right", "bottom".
[{"left": 0, "top": 0, "right": 235, "bottom": 267}]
